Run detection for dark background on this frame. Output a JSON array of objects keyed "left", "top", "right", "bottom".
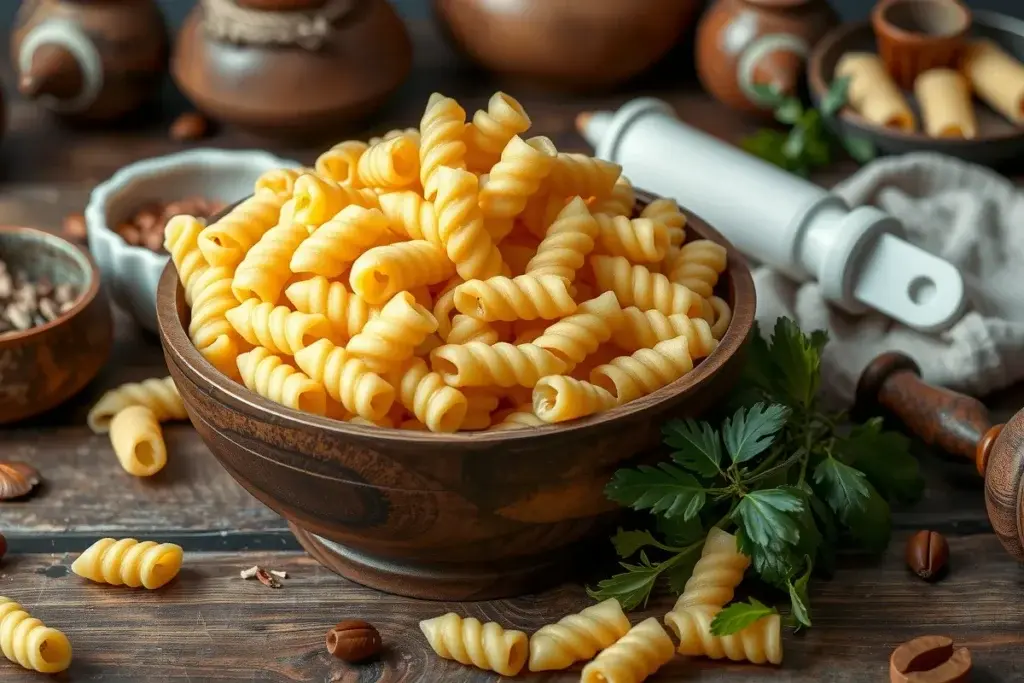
[{"left": 1, "top": 0, "right": 1021, "bottom": 34}]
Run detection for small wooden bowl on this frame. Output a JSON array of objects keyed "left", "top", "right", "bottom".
[
  {"left": 872, "top": 0, "right": 972, "bottom": 89},
  {"left": 0, "top": 227, "right": 113, "bottom": 424},
  {"left": 156, "top": 193, "right": 755, "bottom": 600}
]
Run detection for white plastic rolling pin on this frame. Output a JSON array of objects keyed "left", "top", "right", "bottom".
[{"left": 579, "top": 98, "right": 965, "bottom": 333}]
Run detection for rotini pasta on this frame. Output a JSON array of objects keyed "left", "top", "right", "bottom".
[
  {"left": 487, "top": 404, "right": 544, "bottom": 430},
  {"left": 386, "top": 357, "right": 468, "bottom": 432},
  {"left": 378, "top": 190, "right": 439, "bottom": 243},
  {"left": 419, "top": 612, "right": 528, "bottom": 676},
  {"left": 71, "top": 537, "right": 184, "bottom": 590},
  {"left": 419, "top": 93, "right": 467, "bottom": 199},
  {"left": 464, "top": 91, "right": 532, "bottom": 172},
  {"left": 668, "top": 240, "right": 728, "bottom": 299},
  {"left": 528, "top": 598, "right": 631, "bottom": 672},
  {"left": 592, "top": 176, "right": 636, "bottom": 218},
  {"left": 479, "top": 135, "right": 558, "bottom": 224},
  {"left": 594, "top": 215, "right": 669, "bottom": 264},
  {"left": 433, "top": 167, "right": 504, "bottom": 280},
  {"left": 0, "top": 597, "right": 72, "bottom": 673},
  {"left": 447, "top": 314, "right": 503, "bottom": 345},
  {"left": 579, "top": 617, "right": 675, "bottom": 683},
  {"left": 520, "top": 191, "right": 568, "bottom": 240},
  {"left": 641, "top": 198, "right": 686, "bottom": 249},
  {"left": 525, "top": 196, "right": 598, "bottom": 282},
  {"left": 237, "top": 347, "right": 328, "bottom": 415},
  {"left": 612, "top": 308, "right": 717, "bottom": 358},
  {"left": 226, "top": 299, "right": 330, "bottom": 356},
  {"left": 591, "top": 336, "right": 695, "bottom": 404},
  {"left": 316, "top": 140, "right": 369, "bottom": 186},
  {"left": 709, "top": 295, "right": 732, "bottom": 341},
  {"left": 255, "top": 167, "right": 308, "bottom": 199},
  {"left": 453, "top": 274, "right": 576, "bottom": 322},
  {"left": 669, "top": 528, "right": 750, "bottom": 612},
  {"left": 533, "top": 375, "right": 617, "bottom": 423},
  {"left": 357, "top": 135, "right": 420, "bottom": 190},
  {"left": 289, "top": 205, "right": 395, "bottom": 277},
  {"left": 665, "top": 604, "right": 782, "bottom": 665},
  {"left": 591, "top": 255, "right": 704, "bottom": 319},
  {"left": 188, "top": 265, "right": 248, "bottom": 379},
  {"left": 533, "top": 291, "right": 623, "bottom": 367},
  {"left": 284, "top": 276, "right": 378, "bottom": 342},
  {"left": 198, "top": 192, "right": 285, "bottom": 268},
  {"left": 500, "top": 239, "right": 539, "bottom": 277},
  {"left": 350, "top": 240, "right": 455, "bottom": 305},
  {"left": 547, "top": 153, "right": 622, "bottom": 200},
  {"left": 292, "top": 173, "right": 379, "bottom": 226},
  {"left": 87, "top": 376, "right": 187, "bottom": 434},
  {"left": 293, "top": 339, "right": 394, "bottom": 420},
  {"left": 369, "top": 127, "right": 420, "bottom": 147},
  {"left": 109, "top": 406, "right": 167, "bottom": 477},
  {"left": 231, "top": 209, "right": 308, "bottom": 303},
  {"left": 164, "top": 215, "right": 209, "bottom": 306},
  {"left": 347, "top": 291, "right": 438, "bottom": 372},
  {"left": 431, "top": 341, "right": 566, "bottom": 388}
]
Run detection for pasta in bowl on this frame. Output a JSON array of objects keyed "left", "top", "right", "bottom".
[{"left": 155, "top": 91, "right": 755, "bottom": 601}]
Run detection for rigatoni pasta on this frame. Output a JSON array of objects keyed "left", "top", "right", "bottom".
[
  {"left": 836, "top": 52, "right": 916, "bottom": 131},
  {"left": 914, "top": 68, "right": 977, "bottom": 139},
  {"left": 962, "top": 39, "right": 1024, "bottom": 125},
  {"left": 109, "top": 405, "right": 167, "bottom": 477}
]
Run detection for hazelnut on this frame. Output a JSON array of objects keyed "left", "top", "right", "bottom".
[
  {"left": 62, "top": 213, "right": 87, "bottom": 241},
  {"left": 120, "top": 224, "right": 141, "bottom": 246},
  {"left": 325, "top": 620, "right": 382, "bottom": 662},
  {"left": 905, "top": 530, "right": 949, "bottom": 581},
  {"left": 170, "top": 112, "right": 210, "bottom": 142}
]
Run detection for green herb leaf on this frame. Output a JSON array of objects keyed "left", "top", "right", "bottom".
[
  {"left": 839, "top": 419, "right": 923, "bottom": 504},
  {"left": 611, "top": 529, "right": 662, "bottom": 559},
  {"left": 723, "top": 403, "right": 790, "bottom": 464},
  {"left": 656, "top": 513, "right": 705, "bottom": 547},
  {"left": 841, "top": 135, "right": 877, "bottom": 163},
  {"left": 821, "top": 76, "right": 851, "bottom": 116},
  {"left": 844, "top": 482, "right": 891, "bottom": 553},
  {"left": 664, "top": 419, "right": 724, "bottom": 478},
  {"left": 586, "top": 551, "right": 662, "bottom": 610},
  {"left": 767, "top": 318, "right": 826, "bottom": 408},
  {"left": 813, "top": 456, "right": 870, "bottom": 522},
  {"left": 743, "top": 532, "right": 795, "bottom": 589},
  {"left": 775, "top": 97, "right": 804, "bottom": 125},
  {"left": 742, "top": 129, "right": 790, "bottom": 169},
  {"left": 750, "top": 83, "right": 786, "bottom": 109},
  {"left": 665, "top": 548, "right": 702, "bottom": 595},
  {"left": 710, "top": 598, "right": 778, "bottom": 636},
  {"left": 606, "top": 464, "right": 707, "bottom": 520},
  {"left": 734, "top": 487, "right": 804, "bottom": 549},
  {"left": 787, "top": 558, "right": 813, "bottom": 630},
  {"left": 783, "top": 125, "right": 807, "bottom": 160}
]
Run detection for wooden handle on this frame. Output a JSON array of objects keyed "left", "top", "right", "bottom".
[{"left": 855, "top": 352, "right": 997, "bottom": 475}]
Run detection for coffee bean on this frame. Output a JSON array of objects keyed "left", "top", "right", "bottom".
[
  {"left": 63, "top": 213, "right": 88, "bottom": 242},
  {"left": 170, "top": 112, "right": 210, "bottom": 141},
  {"left": 0, "top": 259, "right": 81, "bottom": 336}
]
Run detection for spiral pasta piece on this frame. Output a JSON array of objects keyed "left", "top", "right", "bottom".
[
  {"left": 479, "top": 136, "right": 558, "bottom": 220},
  {"left": 591, "top": 336, "right": 694, "bottom": 404},
  {"left": 292, "top": 173, "right": 380, "bottom": 226},
  {"left": 533, "top": 291, "right": 624, "bottom": 367},
  {"left": 346, "top": 291, "right": 438, "bottom": 372},
  {"left": 164, "top": 215, "right": 208, "bottom": 306},
  {"left": 255, "top": 167, "right": 309, "bottom": 199},
  {"left": 580, "top": 617, "right": 675, "bottom": 683},
  {"left": 378, "top": 191, "right": 440, "bottom": 243},
  {"left": 237, "top": 346, "right": 328, "bottom": 415},
  {"left": 316, "top": 140, "right": 369, "bottom": 186},
  {"left": 594, "top": 215, "right": 669, "bottom": 264},
  {"left": 591, "top": 255, "right": 703, "bottom": 319},
  {"left": 433, "top": 167, "right": 504, "bottom": 280},
  {"left": 386, "top": 357, "right": 468, "bottom": 432},
  {"left": 499, "top": 240, "right": 537, "bottom": 277},
  {"left": 464, "top": 91, "right": 532, "bottom": 172},
  {"left": 232, "top": 211, "right": 308, "bottom": 303},
  {"left": 420, "top": 613, "right": 528, "bottom": 676},
  {"left": 357, "top": 135, "right": 420, "bottom": 190},
  {"left": 525, "top": 196, "right": 598, "bottom": 282},
  {"left": 533, "top": 375, "right": 617, "bottom": 424},
  {"left": 369, "top": 127, "right": 420, "bottom": 147},
  {"left": 110, "top": 406, "right": 167, "bottom": 477},
  {"left": 0, "top": 598, "right": 72, "bottom": 673},
  {"left": 612, "top": 308, "right": 718, "bottom": 358},
  {"left": 290, "top": 205, "right": 395, "bottom": 277},
  {"left": 350, "top": 240, "right": 455, "bottom": 305},
  {"left": 453, "top": 274, "right": 576, "bottom": 323},
  {"left": 641, "top": 198, "right": 686, "bottom": 249},
  {"left": 87, "top": 376, "right": 186, "bottom": 433},
  {"left": 71, "top": 538, "right": 184, "bottom": 590},
  {"left": 292, "top": 339, "right": 393, "bottom": 420},
  {"left": 665, "top": 604, "right": 782, "bottom": 665},
  {"left": 592, "top": 176, "right": 636, "bottom": 218},
  {"left": 670, "top": 528, "right": 750, "bottom": 612},
  {"left": 548, "top": 153, "right": 621, "bottom": 200},
  {"left": 487, "top": 405, "right": 544, "bottom": 430},
  {"left": 668, "top": 240, "right": 727, "bottom": 299},
  {"left": 185, "top": 267, "right": 247, "bottom": 379},
  {"left": 528, "top": 598, "right": 631, "bottom": 672},
  {"left": 285, "top": 276, "right": 378, "bottom": 342},
  {"left": 431, "top": 341, "right": 566, "bottom": 388},
  {"left": 198, "top": 192, "right": 285, "bottom": 268},
  {"left": 520, "top": 191, "right": 568, "bottom": 240},
  {"left": 419, "top": 93, "right": 467, "bottom": 199},
  {"left": 432, "top": 280, "right": 462, "bottom": 341},
  {"left": 226, "top": 299, "right": 330, "bottom": 356},
  {"left": 709, "top": 295, "right": 732, "bottom": 340}
]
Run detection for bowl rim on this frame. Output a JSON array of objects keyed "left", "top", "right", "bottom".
[
  {"left": 808, "top": 12, "right": 1024, "bottom": 146},
  {"left": 157, "top": 191, "right": 756, "bottom": 443},
  {"left": 84, "top": 147, "right": 303, "bottom": 266},
  {"left": 871, "top": 0, "right": 972, "bottom": 44},
  {"left": 0, "top": 225, "right": 102, "bottom": 344}
]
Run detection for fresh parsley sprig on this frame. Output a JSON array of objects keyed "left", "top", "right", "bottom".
[{"left": 588, "top": 318, "right": 924, "bottom": 635}]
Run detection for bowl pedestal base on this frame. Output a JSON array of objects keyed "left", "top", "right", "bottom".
[{"left": 290, "top": 523, "right": 586, "bottom": 601}]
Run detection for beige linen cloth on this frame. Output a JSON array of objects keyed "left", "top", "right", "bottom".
[{"left": 753, "top": 152, "right": 1024, "bottom": 403}]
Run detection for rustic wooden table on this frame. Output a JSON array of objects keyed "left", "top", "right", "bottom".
[{"left": 2, "top": 19, "right": 1023, "bottom": 683}]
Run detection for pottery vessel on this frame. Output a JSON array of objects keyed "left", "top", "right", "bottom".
[
  {"left": 434, "top": 0, "right": 703, "bottom": 89},
  {"left": 872, "top": 0, "right": 972, "bottom": 90},
  {"left": 172, "top": 0, "right": 412, "bottom": 140},
  {"left": 696, "top": 0, "right": 838, "bottom": 114},
  {"left": 11, "top": 0, "right": 169, "bottom": 122}
]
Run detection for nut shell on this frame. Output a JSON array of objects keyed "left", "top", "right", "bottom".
[
  {"left": 0, "top": 462, "right": 41, "bottom": 500},
  {"left": 326, "top": 619, "right": 382, "bottom": 662},
  {"left": 905, "top": 530, "right": 949, "bottom": 581}
]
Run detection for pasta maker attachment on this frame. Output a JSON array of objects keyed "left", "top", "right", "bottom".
[{"left": 580, "top": 98, "right": 965, "bottom": 333}]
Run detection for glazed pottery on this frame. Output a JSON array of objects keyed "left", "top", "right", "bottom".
[{"left": 872, "top": 0, "right": 972, "bottom": 89}]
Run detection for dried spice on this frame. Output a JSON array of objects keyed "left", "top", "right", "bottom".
[
  {"left": 326, "top": 620, "right": 382, "bottom": 662},
  {"left": 0, "top": 462, "right": 41, "bottom": 500},
  {"left": 0, "top": 260, "right": 79, "bottom": 337}
]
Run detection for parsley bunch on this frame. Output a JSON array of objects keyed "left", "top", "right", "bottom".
[{"left": 588, "top": 318, "right": 924, "bottom": 634}]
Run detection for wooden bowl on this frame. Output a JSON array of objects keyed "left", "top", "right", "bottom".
[
  {"left": 0, "top": 227, "right": 113, "bottom": 424},
  {"left": 156, "top": 194, "right": 756, "bottom": 600}
]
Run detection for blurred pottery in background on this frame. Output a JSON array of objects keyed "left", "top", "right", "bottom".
[
  {"left": 172, "top": 0, "right": 412, "bottom": 141},
  {"left": 11, "top": 0, "right": 169, "bottom": 123},
  {"left": 696, "top": 0, "right": 838, "bottom": 115},
  {"left": 433, "top": 0, "right": 703, "bottom": 90}
]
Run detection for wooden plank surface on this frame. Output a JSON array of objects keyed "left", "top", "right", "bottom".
[{"left": 0, "top": 533, "right": 1020, "bottom": 683}]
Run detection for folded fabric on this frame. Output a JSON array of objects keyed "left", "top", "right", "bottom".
[{"left": 753, "top": 152, "right": 1024, "bottom": 404}]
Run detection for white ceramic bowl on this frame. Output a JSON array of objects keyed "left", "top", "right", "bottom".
[{"left": 86, "top": 148, "right": 300, "bottom": 332}]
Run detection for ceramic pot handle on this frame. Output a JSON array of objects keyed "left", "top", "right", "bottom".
[
  {"left": 737, "top": 33, "right": 809, "bottom": 107},
  {"left": 17, "top": 18, "right": 103, "bottom": 112}
]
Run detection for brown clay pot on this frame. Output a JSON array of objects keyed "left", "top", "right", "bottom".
[
  {"left": 11, "top": 0, "right": 169, "bottom": 123},
  {"left": 872, "top": 0, "right": 972, "bottom": 90},
  {"left": 172, "top": 0, "right": 412, "bottom": 141},
  {"left": 696, "top": 0, "right": 838, "bottom": 115},
  {"left": 434, "top": 0, "right": 704, "bottom": 90}
]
